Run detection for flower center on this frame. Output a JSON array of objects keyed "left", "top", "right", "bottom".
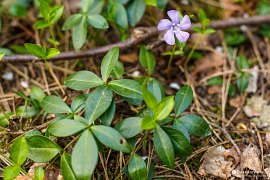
[{"left": 172, "top": 23, "right": 180, "bottom": 31}]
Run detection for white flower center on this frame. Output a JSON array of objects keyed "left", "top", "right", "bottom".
[{"left": 171, "top": 23, "right": 180, "bottom": 32}]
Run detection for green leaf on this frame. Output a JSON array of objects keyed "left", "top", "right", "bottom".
[
  {"left": 91, "top": 125, "right": 131, "bottom": 153},
  {"left": 34, "top": 20, "right": 49, "bottom": 29},
  {"left": 237, "top": 72, "right": 250, "bottom": 93},
  {"left": 141, "top": 116, "right": 156, "bottom": 130},
  {"left": 87, "top": 0, "right": 105, "bottom": 14},
  {"left": 128, "top": 154, "right": 147, "bottom": 180},
  {"left": 100, "top": 100, "right": 116, "bottom": 126},
  {"left": 177, "top": 114, "right": 211, "bottom": 137},
  {"left": 81, "top": 0, "right": 94, "bottom": 13},
  {"left": 64, "top": 70, "right": 103, "bottom": 91},
  {"left": 157, "top": 0, "right": 168, "bottom": 10},
  {"left": 108, "top": 79, "right": 143, "bottom": 99},
  {"left": 154, "top": 96, "right": 174, "bottom": 121},
  {"left": 163, "top": 127, "right": 192, "bottom": 162},
  {"left": 48, "top": 119, "right": 87, "bottom": 137},
  {"left": 145, "top": 0, "right": 157, "bottom": 6},
  {"left": 153, "top": 125, "right": 174, "bottom": 168},
  {"left": 174, "top": 85, "right": 193, "bottom": 117},
  {"left": 10, "top": 137, "right": 29, "bottom": 165},
  {"left": 3, "top": 165, "right": 21, "bottom": 180},
  {"left": 24, "top": 43, "right": 46, "bottom": 58},
  {"left": 50, "top": 5, "right": 64, "bottom": 24},
  {"left": 111, "top": 2, "right": 128, "bottom": 29},
  {"left": 87, "top": 14, "right": 108, "bottom": 29},
  {"left": 16, "top": 106, "right": 37, "bottom": 118},
  {"left": 30, "top": 86, "right": 45, "bottom": 102},
  {"left": 63, "top": 14, "right": 82, "bottom": 30},
  {"left": 71, "top": 94, "right": 87, "bottom": 113},
  {"left": 115, "top": 117, "right": 143, "bottom": 138},
  {"left": 147, "top": 79, "right": 164, "bottom": 102},
  {"left": 72, "top": 129, "right": 98, "bottom": 180},
  {"left": 173, "top": 120, "right": 190, "bottom": 142},
  {"left": 236, "top": 55, "right": 249, "bottom": 69},
  {"left": 111, "top": 61, "right": 124, "bottom": 79},
  {"left": 207, "top": 76, "right": 223, "bottom": 86},
  {"left": 8, "top": 4, "right": 27, "bottom": 17},
  {"left": 45, "top": 48, "right": 60, "bottom": 59},
  {"left": 101, "top": 47, "right": 119, "bottom": 82},
  {"left": 61, "top": 153, "right": 76, "bottom": 180},
  {"left": 0, "top": 52, "right": 5, "bottom": 61},
  {"left": 34, "top": 167, "right": 45, "bottom": 180},
  {"left": 0, "top": 112, "right": 12, "bottom": 127},
  {"left": 142, "top": 86, "right": 158, "bottom": 110},
  {"left": 139, "top": 46, "right": 156, "bottom": 76},
  {"left": 26, "top": 135, "right": 61, "bottom": 162},
  {"left": 41, "top": 95, "right": 72, "bottom": 114},
  {"left": 38, "top": 0, "right": 51, "bottom": 19},
  {"left": 85, "top": 86, "right": 113, "bottom": 124},
  {"left": 127, "top": 0, "right": 146, "bottom": 27},
  {"left": 72, "top": 15, "right": 87, "bottom": 50}
]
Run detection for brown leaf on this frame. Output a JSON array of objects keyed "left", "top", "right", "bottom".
[
  {"left": 240, "top": 144, "right": 263, "bottom": 174},
  {"left": 221, "top": 0, "right": 243, "bottom": 19},
  {"left": 192, "top": 51, "right": 224, "bottom": 76},
  {"left": 243, "top": 96, "right": 266, "bottom": 117},
  {"left": 264, "top": 168, "right": 270, "bottom": 179},
  {"left": 229, "top": 96, "right": 242, "bottom": 108},
  {"left": 120, "top": 52, "right": 138, "bottom": 63},
  {"left": 198, "top": 146, "right": 234, "bottom": 179},
  {"left": 207, "top": 85, "right": 222, "bottom": 94}
]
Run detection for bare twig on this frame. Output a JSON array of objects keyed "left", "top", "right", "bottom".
[{"left": 1, "top": 15, "right": 270, "bottom": 63}]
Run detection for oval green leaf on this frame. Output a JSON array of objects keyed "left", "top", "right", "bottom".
[
  {"left": 128, "top": 154, "right": 147, "bottom": 180},
  {"left": 41, "top": 95, "right": 72, "bottom": 114},
  {"left": 115, "top": 117, "right": 142, "bottom": 138},
  {"left": 154, "top": 96, "right": 174, "bottom": 121},
  {"left": 101, "top": 47, "right": 119, "bottom": 82},
  {"left": 174, "top": 85, "right": 193, "bottom": 117},
  {"left": 61, "top": 153, "right": 76, "bottom": 180},
  {"left": 10, "top": 137, "right": 29, "bottom": 165}
]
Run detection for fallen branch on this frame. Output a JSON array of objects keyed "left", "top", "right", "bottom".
[{"left": 2, "top": 14, "right": 270, "bottom": 63}]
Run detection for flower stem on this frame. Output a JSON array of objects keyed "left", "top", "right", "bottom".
[{"left": 166, "top": 44, "right": 177, "bottom": 73}]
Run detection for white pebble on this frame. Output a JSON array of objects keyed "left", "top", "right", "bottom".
[
  {"left": 169, "top": 82, "right": 180, "bottom": 90},
  {"left": 215, "top": 46, "right": 223, "bottom": 53},
  {"left": 181, "top": 0, "right": 189, "bottom": 5},
  {"left": 21, "top": 81, "right": 29, "bottom": 88},
  {"left": 2, "top": 71, "right": 14, "bottom": 81},
  {"left": 132, "top": 70, "right": 141, "bottom": 78},
  {"left": 240, "top": 25, "right": 247, "bottom": 32}
]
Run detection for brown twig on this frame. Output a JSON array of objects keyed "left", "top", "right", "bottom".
[{"left": 2, "top": 15, "right": 270, "bottom": 63}]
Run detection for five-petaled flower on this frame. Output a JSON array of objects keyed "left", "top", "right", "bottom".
[{"left": 158, "top": 10, "right": 191, "bottom": 45}]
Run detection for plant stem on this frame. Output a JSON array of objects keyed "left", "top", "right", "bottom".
[
  {"left": 166, "top": 44, "right": 177, "bottom": 73},
  {"left": 49, "top": 24, "right": 57, "bottom": 48}
]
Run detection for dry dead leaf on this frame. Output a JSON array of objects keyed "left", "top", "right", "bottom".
[
  {"left": 265, "top": 168, "right": 270, "bottom": 179},
  {"left": 120, "top": 52, "right": 138, "bottom": 63},
  {"left": 198, "top": 146, "right": 234, "bottom": 179},
  {"left": 224, "top": 147, "right": 240, "bottom": 164},
  {"left": 240, "top": 144, "right": 263, "bottom": 174},
  {"left": 193, "top": 51, "right": 224, "bottom": 76},
  {"left": 252, "top": 105, "right": 270, "bottom": 131},
  {"left": 229, "top": 96, "right": 242, "bottom": 108},
  {"left": 246, "top": 66, "right": 258, "bottom": 93},
  {"left": 244, "top": 96, "right": 266, "bottom": 117},
  {"left": 221, "top": 0, "right": 243, "bottom": 19},
  {"left": 266, "top": 132, "right": 270, "bottom": 146},
  {"left": 207, "top": 85, "right": 222, "bottom": 94}
]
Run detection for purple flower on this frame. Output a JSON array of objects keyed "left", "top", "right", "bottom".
[{"left": 158, "top": 10, "right": 191, "bottom": 45}]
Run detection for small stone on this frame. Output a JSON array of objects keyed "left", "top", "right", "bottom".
[
  {"left": 21, "top": 81, "right": 29, "bottom": 88},
  {"left": 132, "top": 70, "right": 140, "bottom": 78},
  {"left": 2, "top": 71, "right": 14, "bottom": 81},
  {"left": 169, "top": 82, "right": 180, "bottom": 90}
]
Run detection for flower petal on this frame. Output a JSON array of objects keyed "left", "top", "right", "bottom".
[
  {"left": 157, "top": 19, "right": 172, "bottom": 31},
  {"left": 164, "top": 30, "right": 175, "bottom": 45},
  {"left": 179, "top": 15, "right": 191, "bottom": 30},
  {"left": 167, "top": 10, "right": 180, "bottom": 24},
  {"left": 175, "top": 30, "right": 189, "bottom": 43}
]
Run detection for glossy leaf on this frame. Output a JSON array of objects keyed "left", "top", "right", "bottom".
[
  {"left": 72, "top": 130, "right": 98, "bottom": 180},
  {"left": 72, "top": 15, "right": 87, "bottom": 50},
  {"left": 141, "top": 116, "right": 156, "bottom": 130},
  {"left": 34, "top": 167, "right": 45, "bottom": 180},
  {"left": 16, "top": 106, "right": 37, "bottom": 118},
  {"left": 61, "top": 153, "right": 76, "bottom": 180},
  {"left": 91, "top": 125, "right": 131, "bottom": 153},
  {"left": 177, "top": 115, "right": 211, "bottom": 137},
  {"left": 85, "top": 86, "right": 113, "bottom": 124},
  {"left": 174, "top": 85, "right": 193, "bottom": 117},
  {"left": 163, "top": 127, "right": 192, "bottom": 162},
  {"left": 101, "top": 47, "right": 119, "bottom": 82},
  {"left": 172, "top": 120, "right": 190, "bottom": 142},
  {"left": 10, "top": 137, "right": 29, "bottom": 165},
  {"left": 27, "top": 135, "right": 61, "bottom": 162},
  {"left": 153, "top": 125, "right": 174, "bottom": 168},
  {"left": 100, "top": 100, "right": 116, "bottom": 126},
  {"left": 38, "top": 0, "right": 50, "bottom": 19},
  {"left": 46, "top": 48, "right": 60, "bottom": 59},
  {"left": 139, "top": 46, "right": 156, "bottom": 76},
  {"left": 48, "top": 119, "right": 87, "bottom": 137},
  {"left": 127, "top": 0, "right": 146, "bottom": 27},
  {"left": 24, "top": 43, "right": 46, "bottom": 58},
  {"left": 111, "top": 2, "right": 128, "bottom": 29},
  {"left": 154, "top": 96, "right": 174, "bottom": 121},
  {"left": 147, "top": 79, "right": 164, "bottom": 102},
  {"left": 115, "top": 117, "right": 142, "bottom": 138},
  {"left": 87, "top": 14, "right": 108, "bottom": 29},
  {"left": 30, "top": 86, "right": 45, "bottom": 102},
  {"left": 128, "top": 154, "right": 147, "bottom": 180},
  {"left": 34, "top": 20, "right": 49, "bottom": 29},
  {"left": 81, "top": 0, "right": 94, "bottom": 13},
  {"left": 63, "top": 14, "right": 82, "bottom": 30},
  {"left": 71, "top": 94, "right": 87, "bottom": 113},
  {"left": 41, "top": 95, "right": 72, "bottom": 114},
  {"left": 65, "top": 70, "right": 103, "bottom": 91},
  {"left": 108, "top": 79, "right": 143, "bottom": 99},
  {"left": 142, "top": 86, "right": 158, "bottom": 110},
  {"left": 3, "top": 165, "right": 21, "bottom": 180},
  {"left": 111, "top": 61, "right": 124, "bottom": 79},
  {"left": 50, "top": 5, "right": 64, "bottom": 25}
]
